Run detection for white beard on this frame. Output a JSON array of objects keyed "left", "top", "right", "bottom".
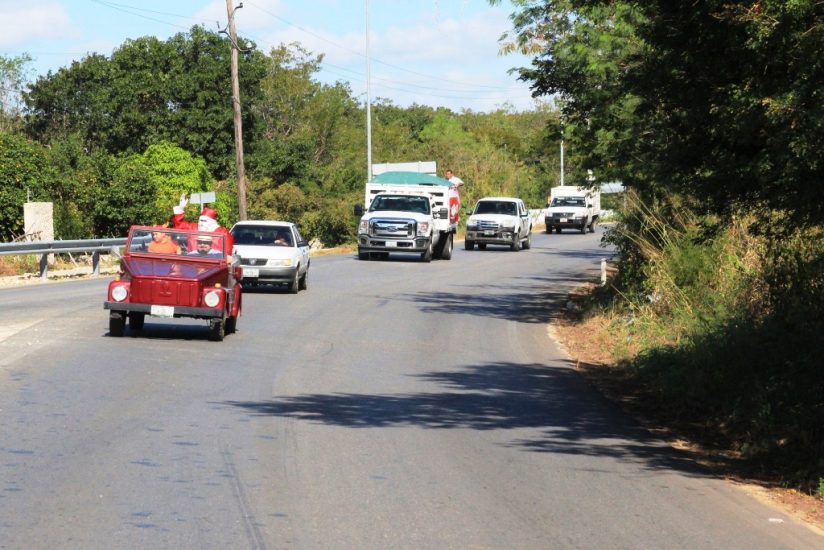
[{"left": 198, "top": 217, "right": 218, "bottom": 232}]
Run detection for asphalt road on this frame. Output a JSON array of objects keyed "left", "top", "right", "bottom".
[{"left": 0, "top": 229, "right": 820, "bottom": 549}]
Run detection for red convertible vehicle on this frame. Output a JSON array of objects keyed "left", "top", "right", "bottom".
[{"left": 104, "top": 226, "right": 242, "bottom": 341}]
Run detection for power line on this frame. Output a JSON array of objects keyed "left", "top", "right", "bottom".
[{"left": 238, "top": 0, "right": 519, "bottom": 91}]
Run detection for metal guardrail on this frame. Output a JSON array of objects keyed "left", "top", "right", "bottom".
[{"left": 0, "top": 238, "right": 126, "bottom": 280}]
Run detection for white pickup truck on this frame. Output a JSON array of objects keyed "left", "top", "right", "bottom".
[
  {"left": 544, "top": 185, "right": 601, "bottom": 234},
  {"left": 354, "top": 171, "right": 460, "bottom": 262},
  {"left": 465, "top": 197, "right": 532, "bottom": 251}
]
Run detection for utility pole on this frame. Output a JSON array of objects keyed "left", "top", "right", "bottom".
[
  {"left": 365, "top": 0, "right": 373, "bottom": 181},
  {"left": 225, "top": 0, "right": 248, "bottom": 220}
]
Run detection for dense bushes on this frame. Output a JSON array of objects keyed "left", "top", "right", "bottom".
[{"left": 599, "top": 193, "right": 824, "bottom": 490}]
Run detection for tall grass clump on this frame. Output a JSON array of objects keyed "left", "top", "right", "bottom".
[{"left": 603, "top": 191, "right": 824, "bottom": 490}]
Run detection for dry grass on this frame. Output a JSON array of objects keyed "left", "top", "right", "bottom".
[{"left": 550, "top": 274, "right": 824, "bottom": 533}]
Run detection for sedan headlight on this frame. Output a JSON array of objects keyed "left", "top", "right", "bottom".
[
  {"left": 203, "top": 290, "right": 221, "bottom": 308},
  {"left": 417, "top": 222, "right": 430, "bottom": 236},
  {"left": 267, "top": 258, "right": 293, "bottom": 267}
]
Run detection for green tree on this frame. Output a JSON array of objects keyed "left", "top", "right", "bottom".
[
  {"left": 93, "top": 157, "right": 156, "bottom": 237},
  {"left": 495, "top": 1, "right": 824, "bottom": 224},
  {"left": 0, "top": 54, "right": 33, "bottom": 134},
  {"left": 0, "top": 132, "right": 52, "bottom": 240},
  {"left": 23, "top": 26, "right": 267, "bottom": 180}
]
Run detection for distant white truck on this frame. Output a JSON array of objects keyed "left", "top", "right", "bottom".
[
  {"left": 544, "top": 186, "right": 601, "bottom": 234},
  {"left": 355, "top": 170, "right": 460, "bottom": 262},
  {"left": 465, "top": 197, "right": 532, "bottom": 251}
]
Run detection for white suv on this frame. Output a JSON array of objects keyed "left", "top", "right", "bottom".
[{"left": 465, "top": 197, "right": 532, "bottom": 251}]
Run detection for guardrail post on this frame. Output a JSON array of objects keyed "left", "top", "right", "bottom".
[
  {"left": 92, "top": 251, "right": 100, "bottom": 275},
  {"left": 39, "top": 253, "right": 48, "bottom": 280}
]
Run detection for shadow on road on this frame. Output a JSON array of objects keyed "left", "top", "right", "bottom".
[
  {"left": 222, "top": 360, "right": 708, "bottom": 478},
  {"left": 396, "top": 273, "right": 591, "bottom": 324}
]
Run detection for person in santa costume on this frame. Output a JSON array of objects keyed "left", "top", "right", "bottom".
[{"left": 172, "top": 193, "right": 234, "bottom": 255}]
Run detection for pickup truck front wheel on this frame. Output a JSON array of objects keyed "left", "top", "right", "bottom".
[
  {"left": 511, "top": 233, "right": 522, "bottom": 251},
  {"left": 421, "top": 241, "right": 433, "bottom": 262},
  {"left": 358, "top": 247, "right": 369, "bottom": 260},
  {"left": 465, "top": 239, "right": 475, "bottom": 251},
  {"left": 440, "top": 234, "right": 453, "bottom": 260}
]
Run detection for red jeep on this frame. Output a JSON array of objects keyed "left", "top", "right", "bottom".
[{"left": 104, "top": 226, "right": 242, "bottom": 341}]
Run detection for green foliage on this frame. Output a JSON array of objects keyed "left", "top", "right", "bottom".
[
  {"left": 93, "top": 156, "right": 158, "bottom": 236},
  {"left": 138, "top": 141, "right": 214, "bottom": 218},
  {"left": 601, "top": 194, "right": 824, "bottom": 489},
  {"left": 0, "top": 132, "right": 52, "bottom": 240},
  {"left": 298, "top": 197, "right": 358, "bottom": 247},
  {"left": 500, "top": 0, "right": 824, "bottom": 224},
  {"left": 24, "top": 26, "right": 267, "bottom": 179},
  {"left": 0, "top": 53, "right": 33, "bottom": 133}
]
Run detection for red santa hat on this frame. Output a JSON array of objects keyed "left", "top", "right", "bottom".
[{"left": 200, "top": 207, "right": 218, "bottom": 220}]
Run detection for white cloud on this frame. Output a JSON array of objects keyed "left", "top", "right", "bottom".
[{"left": 0, "top": 1, "right": 76, "bottom": 47}]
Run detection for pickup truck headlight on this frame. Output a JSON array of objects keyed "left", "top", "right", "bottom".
[
  {"left": 358, "top": 220, "right": 368, "bottom": 234},
  {"left": 416, "top": 222, "right": 430, "bottom": 236},
  {"left": 267, "top": 258, "right": 293, "bottom": 267},
  {"left": 500, "top": 222, "right": 516, "bottom": 231},
  {"left": 466, "top": 219, "right": 478, "bottom": 230}
]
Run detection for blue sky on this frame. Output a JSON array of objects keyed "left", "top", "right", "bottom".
[{"left": 1, "top": 0, "right": 544, "bottom": 112}]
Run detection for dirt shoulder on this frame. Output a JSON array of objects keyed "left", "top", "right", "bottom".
[{"left": 549, "top": 284, "right": 824, "bottom": 535}]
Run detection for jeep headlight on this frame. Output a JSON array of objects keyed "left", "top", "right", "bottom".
[
  {"left": 358, "top": 219, "right": 368, "bottom": 234},
  {"left": 111, "top": 284, "right": 128, "bottom": 302},
  {"left": 267, "top": 258, "right": 293, "bottom": 267},
  {"left": 204, "top": 290, "right": 221, "bottom": 308},
  {"left": 417, "top": 222, "right": 430, "bottom": 236}
]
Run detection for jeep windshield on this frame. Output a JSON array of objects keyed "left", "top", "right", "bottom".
[
  {"left": 127, "top": 227, "right": 226, "bottom": 259},
  {"left": 475, "top": 201, "right": 517, "bottom": 215},
  {"left": 369, "top": 195, "right": 430, "bottom": 214}
]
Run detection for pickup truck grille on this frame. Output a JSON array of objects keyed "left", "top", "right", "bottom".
[
  {"left": 370, "top": 219, "right": 415, "bottom": 238},
  {"left": 477, "top": 220, "right": 499, "bottom": 231},
  {"left": 551, "top": 212, "right": 576, "bottom": 219}
]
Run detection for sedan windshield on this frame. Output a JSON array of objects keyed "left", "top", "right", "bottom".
[{"left": 232, "top": 226, "right": 293, "bottom": 247}]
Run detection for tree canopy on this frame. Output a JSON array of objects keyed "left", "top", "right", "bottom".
[{"left": 497, "top": 0, "right": 824, "bottom": 225}]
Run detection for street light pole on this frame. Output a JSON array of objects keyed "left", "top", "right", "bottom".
[{"left": 365, "top": 0, "right": 373, "bottom": 181}]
